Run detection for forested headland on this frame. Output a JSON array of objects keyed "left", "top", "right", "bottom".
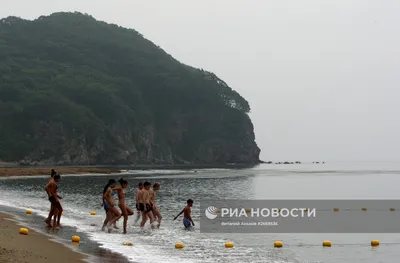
[{"left": 0, "top": 12, "right": 260, "bottom": 166}]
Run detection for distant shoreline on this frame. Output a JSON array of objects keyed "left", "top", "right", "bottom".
[
  {"left": 0, "top": 163, "right": 259, "bottom": 177},
  {"left": 0, "top": 167, "right": 120, "bottom": 177}
]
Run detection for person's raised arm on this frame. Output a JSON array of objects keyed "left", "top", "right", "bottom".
[{"left": 112, "top": 186, "right": 122, "bottom": 191}]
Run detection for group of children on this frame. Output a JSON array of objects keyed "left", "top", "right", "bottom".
[
  {"left": 43, "top": 169, "right": 195, "bottom": 231},
  {"left": 102, "top": 179, "right": 195, "bottom": 232},
  {"left": 101, "top": 179, "right": 163, "bottom": 233}
]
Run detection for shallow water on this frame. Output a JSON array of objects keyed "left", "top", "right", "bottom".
[{"left": 1, "top": 162, "right": 400, "bottom": 262}]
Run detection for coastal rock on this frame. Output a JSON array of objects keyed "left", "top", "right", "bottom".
[{"left": 0, "top": 12, "right": 260, "bottom": 166}]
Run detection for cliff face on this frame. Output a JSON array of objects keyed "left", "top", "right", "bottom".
[{"left": 0, "top": 12, "right": 261, "bottom": 166}]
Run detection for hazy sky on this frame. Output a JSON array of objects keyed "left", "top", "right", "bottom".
[{"left": 2, "top": 0, "right": 400, "bottom": 162}]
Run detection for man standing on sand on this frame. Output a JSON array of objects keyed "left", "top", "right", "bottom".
[
  {"left": 44, "top": 169, "right": 57, "bottom": 226},
  {"left": 45, "top": 174, "right": 63, "bottom": 229},
  {"left": 140, "top": 182, "right": 155, "bottom": 230}
]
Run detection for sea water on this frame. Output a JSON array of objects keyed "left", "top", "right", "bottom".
[{"left": 1, "top": 162, "right": 400, "bottom": 263}]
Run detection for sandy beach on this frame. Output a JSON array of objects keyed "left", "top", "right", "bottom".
[
  {"left": 0, "top": 167, "right": 120, "bottom": 177},
  {"left": 0, "top": 212, "right": 85, "bottom": 263}
]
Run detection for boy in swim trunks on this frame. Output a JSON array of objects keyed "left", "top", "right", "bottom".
[
  {"left": 140, "top": 182, "right": 155, "bottom": 229},
  {"left": 174, "top": 199, "right": 194, "bottom": 229},
  {"left": 134, "top": 182, "right": 144, "bottom": 225}
]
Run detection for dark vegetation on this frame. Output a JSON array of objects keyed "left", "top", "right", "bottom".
[{"left": 0, "top": 12, "right": 260, "bottom": 165}]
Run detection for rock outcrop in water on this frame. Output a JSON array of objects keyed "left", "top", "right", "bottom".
[{"left": 0, "top": 12, "right": 260, "bottom": 166}]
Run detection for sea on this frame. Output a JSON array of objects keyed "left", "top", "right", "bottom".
[{"left": 1, "top": 161, "right": 400, "bottom": 263}]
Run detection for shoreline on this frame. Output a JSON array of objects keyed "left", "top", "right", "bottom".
[
  {"left": 0, "top": 163, "right": 259, "bottom": 177},
  {"left": 0, "top": 206, "right": 131, "bottom": 263},
  {"left": 0, "top": 212, "right": 85, "bottom": 263},
  {"left": 0, "top": 167, "right": 121, "bottom": 177}
]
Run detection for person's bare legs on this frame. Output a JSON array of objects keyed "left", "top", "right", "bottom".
[
  {"left": 140, "top": 211, "right": 148, "bottom": 228},
  {"left": 52, "top": 208, "right": 58, "bottom": 229},
  {"left": 147, "top": 211, "right": 155, "bottom": 223},
  {"left": 56, "top": 203, "right": 63, "bottom": 228},
  {"left": 44, "top": 202, "right": 54, "bottom": 227},
  {"left": 102, "top": 210, "right": 119, "bottom": 230},
  {"left": 153, "top": 208, "right": 162, "bottom": 228},
  {"left": 107, "top": 206, "right": 121, "bottom": 232},
  {"left": 133, "top": 205, "right": 141, "bottom": 225},
  {"left": 126, "top": 207, "right": 134, "bottom": 216},
  {"left": 102, "top": 212, "right": 111, "bottom": 231},
  {"left": 147, "top": 211, "right": 156, "bottom": 228},
  {"left": 119, "top": 204, "right": 128, "bottom": 234},
  {"left": 133, "top": 211, "right": 141, "bottom": 225},
  {"left": 56, "top": 210, "right": 62, "bottom": 227},
  {"left": 126, "top": 206, "right": 133, "bottom": 230}
]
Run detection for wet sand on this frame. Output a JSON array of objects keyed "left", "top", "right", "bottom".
[
  {"left": 0, "top": 167, "right": 120, "bottom": 177},
  {"left": 0, "top": 212, "right": 85, "bottom": 263}
]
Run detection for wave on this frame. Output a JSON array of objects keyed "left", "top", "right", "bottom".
[{"left": 0, "top": 194, "right": 199, "bottom": 263}]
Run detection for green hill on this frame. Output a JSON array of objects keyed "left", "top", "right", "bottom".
[{"left": 0, "top": 12, "right": 260, "bottom": 165}]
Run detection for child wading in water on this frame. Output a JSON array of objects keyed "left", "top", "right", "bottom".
[{"left": 173, "top": 199, "right": 194, "bottom": 229}]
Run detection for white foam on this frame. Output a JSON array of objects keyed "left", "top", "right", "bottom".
[
  {"left": 127, "top": 169, "right": 196, "bottom": 175},
  {"left": 0, "top": 192, "right": 199, "bottom": 263}
]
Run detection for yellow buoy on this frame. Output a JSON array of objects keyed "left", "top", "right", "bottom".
[
  {"left": 274, "top": 241, "right": 283, "bottom": 248},
  {"left": 175, "top": 243, "right": 184, "bottom": 249},
  {"left": 322, "top": 240, "right": 332, "bottom": 247},
  {"left": 333, "top": 208, "right": 339, "bottom": 212},
  {"left": 90, "top": 211, "right": 96, "bottom": 216},
  {"left": 390, "top": 208, "right": 395, "bottom": 211},
  {"left": 371, "top": 240, "right": 380, "bottom": 247},
  {"left": 19, "top": 228, "right": 29, "bottom": 235},
  {"left": 62, "top": 211, "right": 64, "bottom": 215},
  {"left": 26, "top": 209, "right": 32, "bottom": 215},
  {"left": 72, "top": 236, "right": 81, "bottom": 243},
  {"left": 362, "top": 208, "right": 367, "bottom": 212},
  {"left": 225, "top": 241, "right": 234, "bottom": 248},
  {"left": 123, "top": 242, "right": 133, "bottom": 246}
]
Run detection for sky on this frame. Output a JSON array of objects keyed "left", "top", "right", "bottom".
[{"left": 2, "top": 0, "right": 400, "bottom": 162}]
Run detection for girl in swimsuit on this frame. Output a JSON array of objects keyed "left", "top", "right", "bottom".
[
  {"left": 113, "top": 178, "right": 133, "bottom": 234},
  {"left": 103, "top": 180, "right": 121, "bottom": 233},
  {"left": 101, "top": 179, "right": 119, "bottom": 231},
  {"left": 149, "top": 183, "right": 162, "bottom": 228}
]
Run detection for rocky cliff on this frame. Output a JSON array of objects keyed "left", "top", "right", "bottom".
[{"left": 0, "top": 12, "right": 260, "bottom": 165}]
